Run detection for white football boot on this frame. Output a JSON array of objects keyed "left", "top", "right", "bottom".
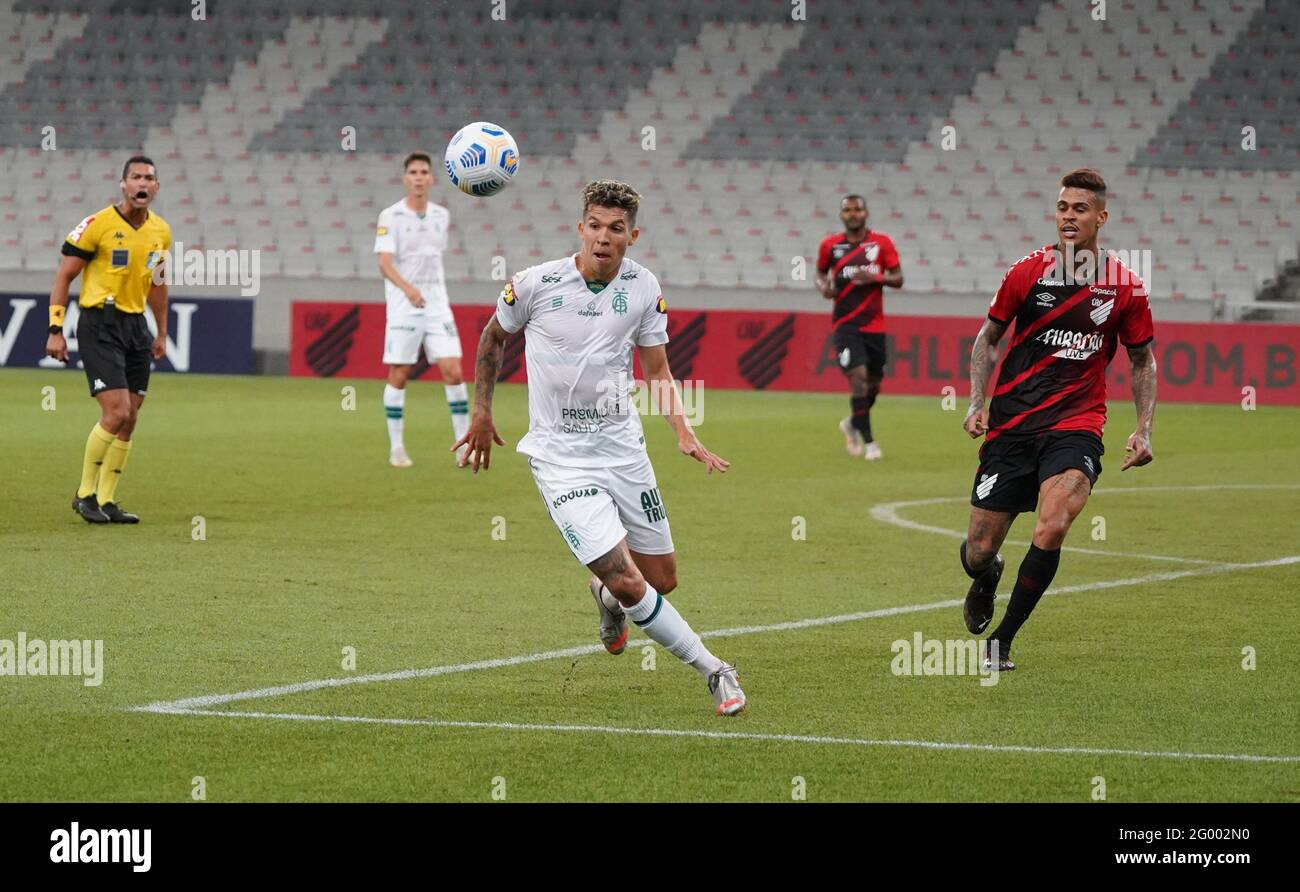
[
  {"left": 708, "top": 664, "right": 747, "bottom": 716},
  {"left": 839, "top": 416, "right": 865, "bottom": 458},
  {"left": 864, "top": 441, "right": 883, "bottom": 461},
  {"left": 389, "top": 446, "right": 414, "bottom": 468},
  {"left": 589, "top": 577, "right": 628, "bottom": 655}
]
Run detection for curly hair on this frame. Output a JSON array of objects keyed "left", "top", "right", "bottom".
[{"left": 581, "top": 179, "right": 641, "bottom": 226}]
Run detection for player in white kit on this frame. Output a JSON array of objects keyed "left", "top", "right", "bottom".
[
  {"left": 454, "top": 180, "right": 747, "bottom": 716},
  {"left": 375, "top": 152, "right": 470, "bottom": 467}
]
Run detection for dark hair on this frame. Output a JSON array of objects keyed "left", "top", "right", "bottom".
[
  {"left": 403, "top": 152, "right": 432, "bottom": 171},
  {"left": 581, "top": 179, "right": 641, "bottom": 227},
  {"left": 121, "top": 155, "right": 155, "bottom": 180},
  {"left": 1061, "top": 168, "right": 1106, "bottom": 205},
  {"left": 841, "top": 194, "right": 866, "bottom": 207}
]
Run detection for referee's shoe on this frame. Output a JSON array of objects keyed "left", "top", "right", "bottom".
[{"left": 72, "top": 492, "right": 109, "bottom": 524}]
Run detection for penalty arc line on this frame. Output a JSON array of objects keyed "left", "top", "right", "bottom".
[
  {"left": 152, "top": 709, "right": 1300, "bottom": 765},
  {"left": 870, "top": 483, "right": 1300, "bottom": 567},
  {"left": 131, "top": 554, "right": 1300, "bottom": 715}
]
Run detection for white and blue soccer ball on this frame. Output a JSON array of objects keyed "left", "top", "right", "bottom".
[{"left": 444, "top": 122, "right": 520, "bottom": 197}]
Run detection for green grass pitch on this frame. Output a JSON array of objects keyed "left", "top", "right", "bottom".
[{"left": 3, "top": 367, "right": 1298, "bottom": 802}]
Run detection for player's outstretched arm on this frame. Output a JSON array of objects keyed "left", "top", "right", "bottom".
[
  {"left": 453, "top": 315, "right": 509, "bottom": 472},
  {"left": 638, "top": 344, "right": 729, "bottom": 475},
  {"left": 45, "top": 255, "right": 87, "bottom": 363},
  {"left": 1122, "top": 342, "right": 1157, "bottom": 470},
  {"left": 964, "top": 317, "right": 1008, "bottom": 438}
]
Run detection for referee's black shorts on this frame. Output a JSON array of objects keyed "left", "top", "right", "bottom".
[{"left": 77, "top": 303, "right": 153, "bottom": 398}]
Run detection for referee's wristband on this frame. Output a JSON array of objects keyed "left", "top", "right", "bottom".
[{"left": 49, "top": 304, "right": 66, "bottom": 327}]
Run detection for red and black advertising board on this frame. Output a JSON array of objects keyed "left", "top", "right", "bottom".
[{"left": 291, "top": 301, "right": 1300, "bottom": 405}]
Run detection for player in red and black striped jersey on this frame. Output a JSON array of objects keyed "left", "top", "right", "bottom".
[
  {"left": 957, "top": 169, "right": 1158, "bottom": 671},
  {"left": 815, "top": 195, "right": 903, "bottom": 461}
]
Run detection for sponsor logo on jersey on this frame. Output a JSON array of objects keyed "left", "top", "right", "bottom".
[
  {"left": 1034, "top": 291, "right": 1057, "bottom": 307},
  {"left": 67, "top": 215, "right": 95, "bottom": 244},
  {"left": 1039, "top": 328, "right": 1104, "bottom": 352},
  {"left": 975, "top": 473, "right": 999, "bottom": 500},
  {"left": 1090, "top": 286, "right": 1117, "bottom": 296},
  {"left": 541, "top": 274, "right": 563, "bottom": 283},
  {"left": 1089, "top": 298, "right": 1115, "bottom": 325},
  {"left": 561, "top": 522, "right": 582, "bottom": 550},
  {"left": 619, "top": 270, "right": 638, "bottom": 280},
  {"left": 552, "top": 487, "right": 598, "bottom": 509},
  {"left": 578, "top": 299, "right": 602, "bottom": 318},
  {"left": 1037, "top": 278, "right": 1065, "bottom": 286},
  {"left": 502, "top": 281, "right": 517, "bottom": 305},
  {"left": 611, "top": 289, "right": 629, "bottom": 315}
]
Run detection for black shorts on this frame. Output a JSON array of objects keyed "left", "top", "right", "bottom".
[
  {"left": 970, "top": 430, "right": 1104, "bottom": 514},
  {"left": 77, "top": 304, "right": 152, "bottom": 398},
  {"left": 832, "top": 328, "right": 886, "bottom": 376}
]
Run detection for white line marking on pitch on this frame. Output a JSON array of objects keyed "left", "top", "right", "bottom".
[
  {"left": 131, "top": 554, "right": 1300, "bottom": 715},
  {"left": 872, "top": 483, "right": 1300, "bottom": 567},
  {"left": 152, "top": 708, "right": 1300, "bottom": 765}
]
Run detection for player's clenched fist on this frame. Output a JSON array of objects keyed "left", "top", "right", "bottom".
[{"left": 963, "top": 404, "right": 988, "bottom": 439}]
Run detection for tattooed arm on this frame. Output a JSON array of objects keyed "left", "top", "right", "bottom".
[
  {"left": 1121, "top": 342, "right": 1157, "bottom": 470},
  {"left": 963, "top": 317, "right": 1008, "bottom": 439},
  {"left": 452, "top": 316, "right": 510, "bottom": 472}
]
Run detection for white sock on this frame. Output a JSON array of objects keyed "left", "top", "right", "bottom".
[
  {"left": 623, "top": 583, "right": 724, "bottom": 678},
  {"left": 384, "top": 384, "right": 405, "bottom": 450},
  {"left": 445, "top": 383, "right": 469, "bottom": 444}
]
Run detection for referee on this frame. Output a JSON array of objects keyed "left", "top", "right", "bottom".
[{"left": 46, "top": 156, "right": 172, "bottom": 524}]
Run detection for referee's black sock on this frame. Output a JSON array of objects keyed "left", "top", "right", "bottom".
[
  {"left": 850, "top": 396, "right": 872, "bottom": 442},
  {"left": 987, "top": 544, "right": 1060, "bottom": 650}
]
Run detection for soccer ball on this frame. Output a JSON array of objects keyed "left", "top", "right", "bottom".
[{"left": 444, "top": 122, "right": 520, "bottom": 197}]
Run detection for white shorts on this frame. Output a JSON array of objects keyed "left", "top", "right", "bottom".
[
  {"left": 383, "top": 306, "right": 462, "bottom": 365},
  {"left": 528, "top": 454, "right": 675, "bottom": 566}
]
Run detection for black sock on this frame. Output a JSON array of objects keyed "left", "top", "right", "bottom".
[
  {"left": 959, "top": 540, "right": 991, "bottom": 579},
  {"left": 851, "top": 396, "right": 872, "bottom": 442},
  {"left": 987, "top": 544, "right": 1061, "bottom": 650}
]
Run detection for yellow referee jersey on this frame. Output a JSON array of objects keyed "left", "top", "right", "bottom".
[{"left": 61, "top": 205, "right": 172, "bottom": 314}]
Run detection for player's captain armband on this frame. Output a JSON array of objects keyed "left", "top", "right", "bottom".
[
  {"left": 376, "top": 226, "right": 388, "bottom": 236},
  {"left": 503, "top": 280, "right": 517, "bottom": 305},
  {"left": 656, "top": 296, "right": 667, "bottom": 313},
  {"left": 67, "top": 214, "right": 96, "bottom": 244}
]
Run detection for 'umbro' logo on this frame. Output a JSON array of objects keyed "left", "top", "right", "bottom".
[{"left": 1034, "top": 292, "right": 1056, "bottom": 307}]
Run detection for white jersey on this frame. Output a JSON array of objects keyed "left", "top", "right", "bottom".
[
  {"left": 374, "top": 198, "right": 450, "bottom": 315},
  {"left": 495, "top": 254, "right": 669, "bottom": 468}
]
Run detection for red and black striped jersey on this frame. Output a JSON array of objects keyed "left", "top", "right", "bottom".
[
  {"left": 816, "top": 230, "right": 900, "bottom": 334},
  {"left": 986, "top": 245, "right": 1155, "bottom": 441}
]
